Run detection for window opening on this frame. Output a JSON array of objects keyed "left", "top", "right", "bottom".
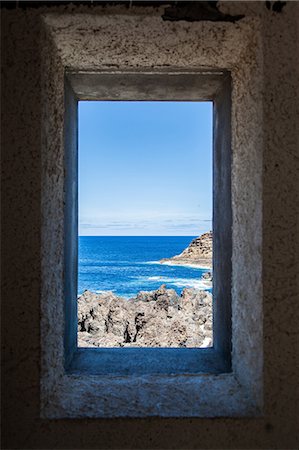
[{"left": 77, "top": 101, "right": 213, "bottom": 348}]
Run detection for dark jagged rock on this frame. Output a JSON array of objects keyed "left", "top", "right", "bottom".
[{"left": 78, "top": 286, "right": 212, "bottom": 348}]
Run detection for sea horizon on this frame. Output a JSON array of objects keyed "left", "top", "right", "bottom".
[{"left": 78, "top": 235, "right": 199, "bottom": 237}]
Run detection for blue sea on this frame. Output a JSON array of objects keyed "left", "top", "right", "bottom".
[{"left": 78, "top": 236, "right": 211, "bottom": 298}]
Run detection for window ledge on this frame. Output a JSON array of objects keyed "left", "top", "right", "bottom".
[
  {"left": 42, "top": 371, "right": 259, "bottom": 419},
  {"left": 68, "top": 348, "right": 230, "bottom": 376}
]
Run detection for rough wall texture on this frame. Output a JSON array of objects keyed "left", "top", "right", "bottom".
[
  {"left": 1, "top": 1, "right": 298, "bottom": 449},
  {"left": 39, "top": 9, "right": 263, "bottom": 420}
]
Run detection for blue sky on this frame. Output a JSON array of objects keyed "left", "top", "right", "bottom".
[{"left": 79, "top": 101, "right": 212, "bottom": 236}]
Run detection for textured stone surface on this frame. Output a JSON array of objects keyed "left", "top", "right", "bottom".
[
  {"left": 160, "top": 231, "right": 212, "bottom": 267},
  {"left": 40, "top": 7, "right": 264, "bottom": 421},
  {"left": 2, "top": 2, "right": 298, "bottom": 449},
  {"left": 78, "top": 287, "right": 213, "bottom": 348}
]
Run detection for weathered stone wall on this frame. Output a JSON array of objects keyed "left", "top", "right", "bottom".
[{"left": 1, "top": 2, "right": 298, "bottom": 449}]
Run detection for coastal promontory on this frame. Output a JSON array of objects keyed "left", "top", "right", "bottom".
[{"left": 160, "top": 231, "right": 212, "bottom": 269}]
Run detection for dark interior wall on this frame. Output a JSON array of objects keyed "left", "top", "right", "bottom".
[{"left": 1, "top": 2, "right": 298, "bottom": 449}]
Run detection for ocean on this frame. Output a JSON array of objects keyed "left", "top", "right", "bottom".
[{"left": 78, "top": 236, "right": 211, "bottom": 298}]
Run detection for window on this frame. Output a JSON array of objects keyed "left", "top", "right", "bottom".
[
  {"left": 63, "top": 71, "right": 232, "bottom": 372},
  {"left": 41, "top": 13, "right": 263, "bottom": 418},
  {"left": 77, "top": 100, "right": 213, "bottom": 349}
]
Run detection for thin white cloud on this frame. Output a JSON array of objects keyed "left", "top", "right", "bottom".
[{"left": 79, "top": 217, "right": 212, "bottom": 236}]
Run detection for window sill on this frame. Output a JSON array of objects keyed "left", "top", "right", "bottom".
[
  {"left": 42, "top": 368, "right": 259, "bottom": 418},
  {"left": 68, "top": 347, "right": 230, "bottom": 376}
]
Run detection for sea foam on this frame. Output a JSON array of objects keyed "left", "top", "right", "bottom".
[{"left": 134, "top": 275, "right": 211, "bottom": 290}]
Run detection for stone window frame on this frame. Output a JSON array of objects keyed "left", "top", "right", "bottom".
[
  {"left": 41, "top": 11, "right": 263, "bottom": 418},
  {"left": 64, "top": 71, "right": 231, "bottom": 375}
]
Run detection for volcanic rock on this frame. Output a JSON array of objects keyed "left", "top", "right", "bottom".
[
  {"left": 160, "top": 231, "right": 212, "bottom": 268},
  {"left": 78, "top": 285, "right": 212, "bottom": 348}
]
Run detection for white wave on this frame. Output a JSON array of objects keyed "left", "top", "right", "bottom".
[
  {"left": 143, "top": 260, "right": 211, "bottom": 270},
  {"left": 142, "top": 261, "right": 161, "bottom": 265},
  {"left": 95, "top": 289, "right": 115, "bottom": 294},
  {"left": 170, "top": 278, "right": 212, "bottom": 290},
  {"left": 160, "top": 261, "right": 212, "bottom": 270},
  {"left": 147, "top": 276, "right": 169, "bottom": 281},
  {"left": 135, "top": 275, "right": 212, "bottom": 290}
]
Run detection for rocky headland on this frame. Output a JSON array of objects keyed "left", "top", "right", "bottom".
[
  {"left": 160, "top": 231, "right": 212, "bottom": 269},
  {"left": 78, "top": 285, "right": 212, "bottom": 348}
]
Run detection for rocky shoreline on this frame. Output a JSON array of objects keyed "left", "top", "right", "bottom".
[
  {"left": 78, "top": 285, "right": 212, "bottom": 348},
  {"left": 78, "top": 232, "right": 213, "bottom": 348},
  {"left": 160, "top": 231, "right": 212, "bottom": 269}
]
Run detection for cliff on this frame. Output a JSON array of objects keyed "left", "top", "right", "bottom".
[
  {"left": 78, "top": 285, "right": 212, "bottom": 348},
  {"left": 160, "top": 231, "right": 212, "bottom": 268}
]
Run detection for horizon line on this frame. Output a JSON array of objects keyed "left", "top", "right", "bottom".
[{"left": 78, "top": 234, "right": 209, "bottom": 237}]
